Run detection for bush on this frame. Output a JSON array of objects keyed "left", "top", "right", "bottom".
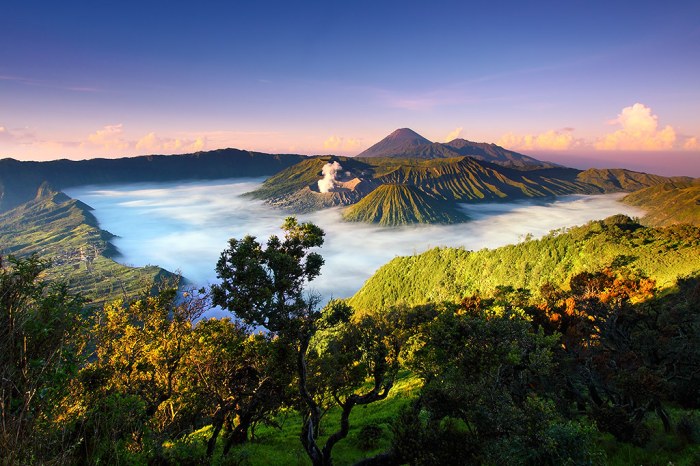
[
  {"left": 356, "top": 424, "right": 384, "bottom": 451},
  {"left": 677, "top": 414, "right": 700, "bottom": 445}
]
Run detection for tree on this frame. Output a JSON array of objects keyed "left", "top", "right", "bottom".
[
  {"left": 74, "top": 284, "right": 205, "bottom": 462},
  {"left": 182, "top": 317, "right": 294, "bottom": 458},
  {"left": 393, "top": 297, "right": 602, "bottom": 465},
  {"left": 212, "top": 218, "right": 398, "bottom": 466},
  {"left": 0, "top": 255, "right": 85, "bottom": 464},
  {"left": 532, "top": 268, "right": 675, "bottom": 443}
]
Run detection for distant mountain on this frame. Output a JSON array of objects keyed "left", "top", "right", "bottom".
[
  {"left": 343, "top": 184, "right": 468, "bottom": 226},
  {"left": 623, "top": 179, "right": 700, "bottom": 227},
  {"left": 356, "top": 128, "right": 441, "bottom": 158},
  {"left": 0, "top": 148, "right": 306, "bottom": 212},
  {"left": 443, "top": 138, "right": 557, "bottom": 169},
  {"left": 575, "top": 168, "right": 684, "bottom": 192},
  {"left": 250, "top": 154, "right": 690, "bottom": 225},
  {"left": 356, "top": 128, "right": 556, "bottom": 169}
]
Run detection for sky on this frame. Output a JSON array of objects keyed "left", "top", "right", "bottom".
[{"left": 1, "top": 1, "right": 699, "bottom": 175}]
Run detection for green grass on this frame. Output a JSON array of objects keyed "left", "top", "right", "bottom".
[
  {"left": 164, "top": 373, "right": 422, "bottom": 465},
  {"left": 600, "top": 409, "right": 700, "bottom": 466}
]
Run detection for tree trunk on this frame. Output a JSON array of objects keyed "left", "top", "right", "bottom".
[{"left": 206, "top": 406, "right": 228, "bottom": 459}]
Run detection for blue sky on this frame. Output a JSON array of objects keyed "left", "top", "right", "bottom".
[{"left": 1, "top": 0, "right": 699, "bottom": 175}]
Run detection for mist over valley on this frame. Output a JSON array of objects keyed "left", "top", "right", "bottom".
[{"left": 66, "top": 179, "right": 645, "bottom": 303}]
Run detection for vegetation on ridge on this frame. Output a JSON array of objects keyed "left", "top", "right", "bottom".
[
  {"left": 0, "top": 184, "right": 173, "bottom": 305},
  {"left": 623, "top": 179, "right": 700, "bottom": 227},
  {"left": 349, "top": 215, "right": 700, "bottom": 311}
]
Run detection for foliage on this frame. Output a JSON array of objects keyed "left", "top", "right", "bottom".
[
  {"left": 73, "top": 284, "right": 204, "bottom": 461},
  {"left": 4, "top": 214, "right": 700, "bottom": 465},
  {"left": 212, "top": 218, "right": 402, "bottom": 466},
  {"left": 350, "top": 216, "right": 700, "bottom": 311},
  {"left": 390, "top": 297, "right": 603, "bottom": 465},
  {"left": 0, "top": 255, "right": 85, "bottom": 464}
]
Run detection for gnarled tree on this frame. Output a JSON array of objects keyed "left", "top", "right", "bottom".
[{"left": 212, "top": 217, "right": 398, "bottom": 466}]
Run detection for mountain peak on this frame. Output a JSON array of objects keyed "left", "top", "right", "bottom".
[
  {"left": 356, "top": 128, "right": 435, "bottom": 158},
  {"left": 385, "top": 128, "right": 432, "bottom": 144}
]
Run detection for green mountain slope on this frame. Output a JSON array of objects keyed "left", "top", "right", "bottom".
[
  {"left": 575, "top": 168, "right": 685, "bottom": 192},
  {"left": 0, "top": 184, "right": 174, "bottom": 305},
  {"left": 343, "top": 184, "right": 468, "bottom": 226},
  {"left": 250, "top": 155, "right": 688, "bottom": 224},
  {"left": 622, "top": 179, "right": 700, "bottom": 226},
  {"left": 348, "top": 216, "right": 700, "bottom": 311}
]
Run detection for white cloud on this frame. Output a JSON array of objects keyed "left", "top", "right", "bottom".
[
  {"left": 444, "top": 127, "right": 463, "bottom": 142},
  {"left": 322, "top": 135, "right": 362, "bottom": 152},
  {"left": 497, "top": 129, "right": 577, "bottom": 151},
  {"left": 84, "top": 124, "right": 129, "bottom": 151},
  {"left": 595, "top": 103, "right": 676, "bottom": 150},
  {"left": 135, "top": 132, "right": 206, "bottom": 153},
  {"left": 683, "top": 137, "right": 699, "bottom": 150}
]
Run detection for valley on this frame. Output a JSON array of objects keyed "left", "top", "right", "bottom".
[{"left": 66, "top": 179, "right": 645, "bottom": 304}]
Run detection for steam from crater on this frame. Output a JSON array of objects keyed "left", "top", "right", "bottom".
[{"left": 318, "top": 161, "right": 342, "bottom": 193}]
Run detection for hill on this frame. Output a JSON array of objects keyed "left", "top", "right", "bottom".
[
  {"left": 251, "top": 155, "right": 688, "bottom": 225},
  {"left": 622, "top": 179, "right": 700, "bottom": 227},
  {"left": 0, "top": 184, "right": 174, "bottom": 305},
  {"left": 348, "top": 215, "right": 700, "bottom": 311},
  {"left": 0, "top": 148, "right": 306, "bottom": 212},
  {"left": 357, "top": 128, "right": 556, "bottom": 169},
  {"left": 343, "top": 184, "right": 468, "bottom": 226}
]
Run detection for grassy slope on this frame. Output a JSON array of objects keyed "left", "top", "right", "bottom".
[
  {"left": 0, "top": 186, "right": 173, "bottom": 306},
  {"left": 623, "top": 179, "right": 700, "bottom": 227},
  {"left": 166, "top": 372, "right": 422, "bottom": 466},
  {"left": 342, "top": 184, "right": 468, "bottom": 226},
  {"left": 348, "top": 216, "right": 700, "bottom": 312}
]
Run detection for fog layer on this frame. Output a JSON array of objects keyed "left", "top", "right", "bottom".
[{"left": 66, "top": 179, "right": 645, "bottom": 301}]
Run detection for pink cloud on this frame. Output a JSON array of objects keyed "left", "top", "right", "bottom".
[{"left": 595, "top": 103, "right": 676, "bottom": 150}]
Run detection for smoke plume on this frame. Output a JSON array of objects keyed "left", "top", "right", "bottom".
[{"left": 318, "top": 161, "right": 342, "bottom": 193}]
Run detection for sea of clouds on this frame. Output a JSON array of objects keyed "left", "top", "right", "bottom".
[{"left": 66, "top": 178, "right": 645, "bottom": 303}]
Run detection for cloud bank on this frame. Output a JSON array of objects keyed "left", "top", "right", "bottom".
[
  {"left": 323, "top": 135, "right": 362, "bottom": 152},
  {"left": 498, "top": 128, "right": 578, "bottom": 151},
  {"left": 595, "top": 103, "right": 676, "bottom": 150},
  {"left": 66, "top": 179, "right": 645, "bottom": 310},
  {"left": 498, "top": 103, "right": 698, "bottom": 155}
]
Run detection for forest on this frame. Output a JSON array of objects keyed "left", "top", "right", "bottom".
[{"left": 2, "top": 215, "right": 700, "bottom": 465}]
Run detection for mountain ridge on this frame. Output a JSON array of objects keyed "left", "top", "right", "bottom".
[
  {"left": 357, "top": 127, "right": 557, "bottom": 169},
  {"left": 0, "top": 148, "right": 306, "bottom": 212},
  {"left": 251, "top": 154, "right": 690, "bottom": 225}
]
